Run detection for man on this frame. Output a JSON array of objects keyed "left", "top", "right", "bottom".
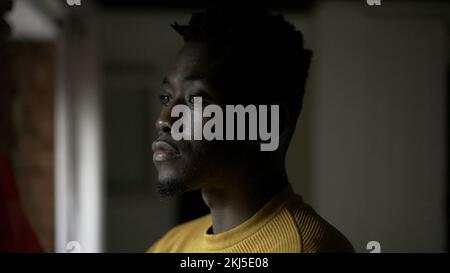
[{"left": 148, "top": 7, "right": 354, "bottom": 253}]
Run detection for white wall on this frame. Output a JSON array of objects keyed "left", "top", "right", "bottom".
[
  {"left": 286, "top": 1, "right": 448, "bottom": 252},
  {"left": 55, "top": 3, "right": 104, "bottom": 253}
]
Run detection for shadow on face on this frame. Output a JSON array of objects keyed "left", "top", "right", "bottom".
[{"left": 152, "top": 41, "right": 277, "bottom": 196}]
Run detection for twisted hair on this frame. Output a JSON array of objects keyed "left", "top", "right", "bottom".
[{"left": 172, "top": 6, "right": 312, "bottom": 121}]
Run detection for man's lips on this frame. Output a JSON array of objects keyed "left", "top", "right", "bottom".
[{"left": 152, "top": 140, "right": 181, "bottom": 162}]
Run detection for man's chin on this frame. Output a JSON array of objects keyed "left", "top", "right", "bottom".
[{"left": 156, "top": 177, "right": 187, "bottom": 198}]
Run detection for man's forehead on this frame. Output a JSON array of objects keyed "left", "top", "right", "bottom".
[
  {"left": 164, "top": 63, "right": 210, "bottom": 85},
  {"left": 177, "top": 42, "right": 218, "bottom": 67},
  {"left": 165, "top": 43, "right": 222, "bottom": 85}
]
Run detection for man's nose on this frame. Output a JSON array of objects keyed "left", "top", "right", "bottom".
[
  {"left": 155, "top": 97, "right": 186, "bottom": 134},
  {"left": 155, "top": 105, "right": 174, "bottom": 134},
  {"left": 155, "top": 119, "right": 171, "bottom": 134}
]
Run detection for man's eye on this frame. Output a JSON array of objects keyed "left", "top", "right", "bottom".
[{"left": 160, "top": 94, "right": 171, "bottom": 105}]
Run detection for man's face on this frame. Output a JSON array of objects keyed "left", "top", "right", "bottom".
[{"left": 152, "top": 41, "right": 240, "bottom": 196}]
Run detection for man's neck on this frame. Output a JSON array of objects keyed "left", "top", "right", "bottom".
[{"left": 201, "top": 169, "right": 289, "bottom": 234}]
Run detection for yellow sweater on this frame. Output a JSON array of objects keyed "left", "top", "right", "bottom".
[{"left": 148, "top": 185, "right": 354, "bottom": 253}]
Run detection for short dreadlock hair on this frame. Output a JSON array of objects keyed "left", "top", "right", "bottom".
[{"left": 172, "top": 6, "right": 312, "bottom": 127}]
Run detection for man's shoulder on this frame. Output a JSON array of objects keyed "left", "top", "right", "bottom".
[
  {"left": 147, "top": 214, "right": 211, "bottom": 253},
  {"left": 286, "top": 196, "right": 355, "bottom": 253}
]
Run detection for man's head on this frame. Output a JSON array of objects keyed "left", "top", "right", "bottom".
[{"left": 153, "top": 7, "right": 312, "bottom": 197}]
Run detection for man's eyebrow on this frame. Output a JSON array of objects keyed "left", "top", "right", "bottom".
[
  {"left": 162, "top": 74, "right": 206, "bottom": 85},
  {"left": 162, "top": 77, "right": 170, "bottom": 85}
]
